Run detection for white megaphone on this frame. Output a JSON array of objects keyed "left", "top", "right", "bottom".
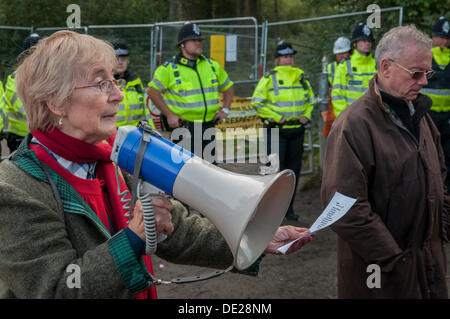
[{"left": 111, "top": 122, "right": 296, "bottom": 271}]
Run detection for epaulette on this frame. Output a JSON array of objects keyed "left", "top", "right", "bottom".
[
  {"left": 264, "top": 70, "right": 276, "bottom": 78},
  {"left": 162, "top": 58, "right": 174, "bottom": 67}
]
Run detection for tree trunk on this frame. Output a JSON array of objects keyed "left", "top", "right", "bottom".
[
  {"left": 169, "top": 0, "right": 177, "bottom": 21},
  {"left": 274, "top": 0, "right": 279, "bottom": 40}
]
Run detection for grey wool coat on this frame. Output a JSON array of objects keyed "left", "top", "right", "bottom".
[{"left": 0, "top": 135, "right": 234, "bottom": 298}]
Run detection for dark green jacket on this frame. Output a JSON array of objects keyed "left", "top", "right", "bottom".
[{"left": 0, "top": 134, "right": 233, "bottom": 298}]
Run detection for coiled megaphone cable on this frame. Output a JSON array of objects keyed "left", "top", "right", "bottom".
[{"left": 137, "top": 179, "right": 158, "bottom": 255}]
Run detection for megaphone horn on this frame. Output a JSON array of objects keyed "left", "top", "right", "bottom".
[{"left": 111, "top": 124, "right": 296, "bottom": 271}]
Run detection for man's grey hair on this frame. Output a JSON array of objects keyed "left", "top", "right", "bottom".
[{"left": 375, "top": 25, "right": 432, "bottom": 69}]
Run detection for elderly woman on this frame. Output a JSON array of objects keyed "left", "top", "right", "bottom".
[{"left": 0, "top": 31, "right": 312, "bottom": 299}]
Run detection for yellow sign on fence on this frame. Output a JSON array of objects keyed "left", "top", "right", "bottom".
[{"left": 210, "top": 34, "right": 226, "bottom": 68}]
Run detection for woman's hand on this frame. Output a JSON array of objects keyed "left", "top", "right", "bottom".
[
  {"left": 264, "top": 226, "right": 314, "bottom": 255},
  {"left": 128, "top": 198, "right": 174, "bottom": 241}
]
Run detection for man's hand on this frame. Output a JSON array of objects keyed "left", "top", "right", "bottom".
[
  {"left": 264, "top": 226, "right": 313, "bottom": 255},
  {"left": 299, "top": 117, "right": 310, "bottom": 125},
  {"left": 167, "top": 113, "right": 184, "bottom": 128},
  {"left": 213, "top": 109, "right": 229, "bottom": 124}
]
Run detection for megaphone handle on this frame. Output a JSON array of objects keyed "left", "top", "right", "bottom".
[{"left": 138, "top": 189, "right": 158, "bottom": 255}]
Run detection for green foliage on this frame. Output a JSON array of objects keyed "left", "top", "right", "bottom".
[
  {"left": 335, "top": 0, "right": 449, "bottom": 32},
  {"left": 0, "top": 0, "right": 169, "bottom": 27}
]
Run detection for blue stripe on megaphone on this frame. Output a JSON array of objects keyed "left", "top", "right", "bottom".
[{"left": 117, "top": 128, "right": 194, "bottom": 195}]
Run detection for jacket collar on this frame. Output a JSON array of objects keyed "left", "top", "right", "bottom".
[
  {"left": 351, "top": 49, "right": 374, "bottom": 65},
  {"left": 371, "top": 75, "right": 432, "bottom": 114},
  {"left": 370, "top": 75, "right": 387, "bottom": 112},
  {"left": 175, "top": 53, "right": 206, "bottom": 68},
  {"left": 274, "top": 65, "right": 304, "bottom": 77}
]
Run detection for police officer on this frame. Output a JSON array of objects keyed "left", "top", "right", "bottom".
[
  {"left": 147, "top": 22, "right": 234, "bottom": 162},
  {"left": 0, "top": 81, "right": 4, "bottom": 158},
  {"left": 328, "top": 36, "right": 351, "bottom": 86},
  {"left": 331, "top": 23, "right": 377, "bottom": 117},
  {"left": 422, "top": 16, "right": 450, "bottom": 189},
  {"left": 113, "top": 43, "right": 155, "bottom": 129},
  {"left": 0, "top": 33, "right": 41, "bottom": 153},
  {"left": 251, "top": 41, "right": 316, "bottom": 221}
]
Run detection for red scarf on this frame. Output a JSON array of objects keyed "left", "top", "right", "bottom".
[{"left": 31, "top": 128, "right": 157, "bottom": 299}]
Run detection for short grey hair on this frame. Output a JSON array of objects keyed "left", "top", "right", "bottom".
[{"left": 374, "top": 25, "right": 432, "bottom": 69}]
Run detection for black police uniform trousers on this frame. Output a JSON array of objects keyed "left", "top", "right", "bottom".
[
  {"left": 429, "top": 110, "right": 450, "bottom": 190},
  {"left": 264, "top": 123, "right": 305, "bottom": 217}
]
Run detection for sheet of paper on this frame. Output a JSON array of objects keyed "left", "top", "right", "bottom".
[
  {"left": 276, "top": 192, "right": 357, "bottom": 254},
  {"left": 226, "top": 35, "right": 237, "bottom": 62}
]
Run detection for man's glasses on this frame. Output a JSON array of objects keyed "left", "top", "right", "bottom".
[
  {"left": 389, "top": 59, "right": 434, "bottom": 80},
  {"left": 75, "top": 78, "right": 126, "bottom": 93}
]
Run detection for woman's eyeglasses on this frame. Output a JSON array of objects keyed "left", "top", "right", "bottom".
[
  {"left": 389, "top": 59, "right": 434, "bottom": 80},
  {"left": 75, "top": 78, "right": 126, "bottom": 93}
]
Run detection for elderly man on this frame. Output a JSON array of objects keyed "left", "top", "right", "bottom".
[{"left": 321, "top": 25, "right": 449, "bottom": 298}]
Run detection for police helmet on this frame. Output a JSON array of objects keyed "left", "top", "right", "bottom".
[
  {"left": 113, "top": 43, "right": 129, "bottom": 57},
  {"left": 23, "top": 33, "right": 42, "bottom": 51},
  {"left": 432, "top": 16, "right": 449, "bottom": 38},
  {"left": 177, "top": 22, "right": 204, "bottom": 46},
  {"left": 275, "top": 41, "right": 297, "bottom": 58},
  {"left": 351, "top": 23, "right": 374, "bottom": 42}
]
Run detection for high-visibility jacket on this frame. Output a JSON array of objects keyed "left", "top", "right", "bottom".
[
  {"left": 251, "top": 65, "right": 316, "bottom": 129},
  {"left": 327, "top": 59, "right": 350, "bottom": 86},
  {"left": 421, "top": 46, "right": 450, "bottom": 112},
  {"left": 331, "top": 50, "right": 376, "bottom": 117},
  {"left": 0, "top": 81, "right": 4, "bottom": 133},
  {"left": 116, "top": 73, "right": 155, "bottom": 129},
  {"left": 0, "top": 73, "right": 28, "bottom": 137},
  {"left": 327, "top": 61, "right": 338, "bottom": 86},
  {"left": 149, "top": 54, "right": 233, "bottom": 122}
]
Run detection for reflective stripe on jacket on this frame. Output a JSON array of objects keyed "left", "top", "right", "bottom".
[
  {"left": 149, "top": 54, "right": 233, "bottom": 122},
  {"left": 116, "top": 76, "right": 155, "bottom": 128},
  {"left": 251, "top": 65, "right": 316, "bottom": 129},
  {"left": 327, "top": 61, "right": 337, "bottom": 85},
  {"left": 0, "top": 73, "right": 28, "bottom": 136},
  {"left": 0, "top": 81, "right": 4, "bottom": 132},
  {"left": 421, "top": 47, "right": 450, "bottom": 112},
  {"left": 331, "top": 50, "right": 376, "bottom": 117}
]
